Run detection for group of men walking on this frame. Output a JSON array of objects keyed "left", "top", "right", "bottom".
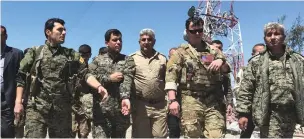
[{"left": 1, "top": 6, "right": 304, "bottom": 139}]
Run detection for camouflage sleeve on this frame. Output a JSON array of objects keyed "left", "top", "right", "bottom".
[
  {"left": 165, "top": 49, "right": 183, "bottom": 91},
  {"left": 119, "top": 56, "right": 135, "bottom": 99},
  {"left": 223, "top": 73, "right": 233, "bottom": 105},
  {"left": 209, "top": 47, "right": 226, "bottom": 60},
  {"left": 16, "top": 48, "right": 35, "bottom": 87},
  {"left": 235, "top": 59, "right": 257, "bottom": 115},
  {"left": 86, "top": 57, "right": 110, "bottom": 85}
]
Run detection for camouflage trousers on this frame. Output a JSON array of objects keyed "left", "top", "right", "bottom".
[
  {"left": 180, "top": 94, "right": 225, "bottom": 138},
  {"left": 259, "top": 104, "right": 297, "bottom": 138},
  {"left": 92, "top": 96, "right": 130, "bottom": 138},
  {"left": 71, "top": 93, "right": 93, "bottom": 138},
  {"left": 14, "top": 111, "right": 26, "bottom": 138},
  {"left": 24, "top": 97, "right": 73, "bottom": 138},
  {"left": 71, "top": 112, "right": 91, "bottom": 138}
]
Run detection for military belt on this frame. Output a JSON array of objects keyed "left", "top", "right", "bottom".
[
  {"left": 136, "top": 95, "right": 164, "bottom": 104},
  {"left": 180, "top": 89, "right": 208, "bottom": 97}
]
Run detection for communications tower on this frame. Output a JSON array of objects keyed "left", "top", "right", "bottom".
[{"left": 197, "top": 0, "right": 244, "bottom": 80}]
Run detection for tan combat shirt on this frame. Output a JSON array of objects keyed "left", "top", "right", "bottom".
[{"left": 130, "top": 50, "right": 167, "bottom": 101}]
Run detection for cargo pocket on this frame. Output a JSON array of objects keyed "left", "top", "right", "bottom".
[{"left": 181, "top": 118, "right": 201, "bottom": 138}]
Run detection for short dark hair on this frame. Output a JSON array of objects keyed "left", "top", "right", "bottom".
[
  {"left": 44, "top": 18, "right": 65, "bottom": 38},
  {"left": 211, "top": 40, "right": 223, "bottom": 46},
  {"left": 252, "top": 43, "right": 265, "bottom": 54},
  {"left": 104, "top": 29, "right": 122, "bottom": 42},
  {"left": 99, "top": 47, "right": 108, "bottom": 55},
  {"left": 78, "top": 44, "right": 91, "bottom": 54},
  {"left": 185, "top": 17, "right": 204, "bottom": 30},
  {"left": 1, "top": 25, "right": 7, "bottom": 35},
  {"left": 24, "top": 48, "right": 30, "bottom": 55}
]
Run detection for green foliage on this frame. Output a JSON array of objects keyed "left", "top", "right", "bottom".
[{"left": 278, "top": 14, "right": 304, "bottom": 53}]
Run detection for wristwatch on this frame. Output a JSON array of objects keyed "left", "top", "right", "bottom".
[{"left": 169, "top": 99, "right": 177, "bottom": 104}]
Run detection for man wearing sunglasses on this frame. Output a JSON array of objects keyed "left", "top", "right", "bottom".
[
  {"left": 165, "top": 10, "right": 229, "bottom": 138},
  {"left": 71, "top": 44, "right": 93, "bottom": 138}
]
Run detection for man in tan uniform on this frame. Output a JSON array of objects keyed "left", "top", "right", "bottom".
[{"left": 129, "top": 28, "right": 168, "bottom": 138}]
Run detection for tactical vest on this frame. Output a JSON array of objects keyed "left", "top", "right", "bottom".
[
  {"left": 178, "top": 44, "right": 222, "bottom": 92},
  {"left": 29, "top": 45, "right": 79, "bottom": 98}
]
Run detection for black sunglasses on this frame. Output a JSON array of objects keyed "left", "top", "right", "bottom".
[{"left": 188, "top": 29, "right": 204, "bottom": 34}]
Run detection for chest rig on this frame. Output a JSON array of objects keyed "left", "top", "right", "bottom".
[{"left": 178, "top": 44, "right": 222, "bottom": 91}]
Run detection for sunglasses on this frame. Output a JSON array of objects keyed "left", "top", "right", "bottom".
[{"left": 188, "top": 29, "right": 204, "bottom": 34}]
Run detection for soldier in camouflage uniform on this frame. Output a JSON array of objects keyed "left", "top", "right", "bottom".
[
  {"left": 167, "top": 47, "right": 181, "bottom": 138},
  {"left": 236, "top": 43, "right": 265, "bottom": 138},
  {"left": 236, "top": 22, "right": 304, "bottom": 138},
  {"left": 14, "top": 18, "right": 108, "bottom": 138},
  {"left": 71, "top": 44, "right": 93, "bottom": 138},
  {"left": 211, "top": 40, "right": 233, "bottom": 107},
  {"left": 165, "top": 11, "right": 230, "bottom": 138},
  {"left": 89, "top": 29, "right": 132, "bottom": 138},
  {"left": 210, "top": 40, "right": 233, "bottom": 135},
  {"left": 14, "top": 48, "right": 30, "bottom": 139}
]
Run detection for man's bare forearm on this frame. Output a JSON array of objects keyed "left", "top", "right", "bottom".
[
  {"left": 15, "top": 87, "right": 24, "bottom": 104},
  {"left": 86, "top": 75, "right": 102, "bottom": 89},
  {"left": 168, "top": 90, "right": 177, "bottom": 100}
]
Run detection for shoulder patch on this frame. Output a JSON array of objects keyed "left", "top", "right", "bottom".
[{"left": 79, "top": 56, "right": 85, "bottom": 64}]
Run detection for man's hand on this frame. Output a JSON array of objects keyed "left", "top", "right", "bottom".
[
  {"left": 110, "top": 72, "right": 124, "bottom": 82},
  {"left": 14, "top": 102, "right": 24, "bottom": 125},
  {"left": 207, "top": 59, "right": 223, "bottom": 71},
  {"left": 226, "top": 104, "right": 233, "bottom": 115},
  {"left": 169, "top": 101, "right": 180, "bottom": 116},
  {"left": 238, "top": 117, "right": 248, "bottom": 131},
  {"left": 121, "top": 99, "right": 131, "bottom": 115},
  {"left": 97, "top": 85, "right": 108, "bottom": 101}
]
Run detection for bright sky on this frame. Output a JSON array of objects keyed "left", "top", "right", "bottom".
[{"left": 1, "top": 1, "right": 303, "bottom": 64}]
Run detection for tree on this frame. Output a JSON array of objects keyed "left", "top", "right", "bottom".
[{"left": 278, "top": 14, "right": 304, "bottom": 53}]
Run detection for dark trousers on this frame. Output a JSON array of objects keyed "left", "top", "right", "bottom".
[
  {"left": 1, "top": 102, "right": 15, "bottom": 138},
  {"left": 167, "top": 114, "right": 180, "bottom": 138},
  {"left": 240, "top": 115, "right": 255, "bottom": 138}
]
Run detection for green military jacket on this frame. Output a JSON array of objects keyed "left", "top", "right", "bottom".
[
  {"left": 16, "top": 41, "right": 91, "bottom": 108},
  {"left": 88, "top": 52, "right": 135, "bottom": 100},
  {"left": 236, "top": 46, "right": 304, "bottom": 126}
]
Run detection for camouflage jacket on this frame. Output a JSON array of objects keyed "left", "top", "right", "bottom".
[
  {"left": 165, "top": 42, "right": 227, "bottom": 95},
  {"left": 16, "top": 41, "right": 91, "bottom": 106},
  {"left": 88, "top": 52, "right": 135, "bottom": 100},
  {"left": 236, "top": 46, "right": 304, "bottom": 126}
]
